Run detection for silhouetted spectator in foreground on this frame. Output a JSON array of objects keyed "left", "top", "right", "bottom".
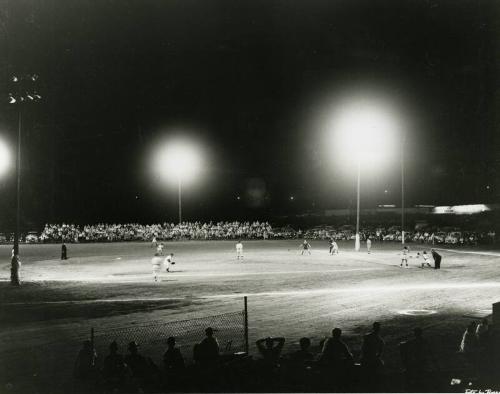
[
  {"left": 400, "top": 328, "right": 437, "bottom": 392},
  {"left": 459, "top": 321, "right": 478, "bottom": 354},
  {"left": 254, "top": 336, "right": 285, "bottom": 389},
  {"left": 102, "top": 341, "right": 129, "bottom": 393},
  {"left": 74, "top": 340, "right": 98, "bottom": 391},
  {"left": 361, "top": 322, "right": 385, "bottom": 391},
  {"left": 164, "top": 337, "right": 185, "bottom": 371},
  {"left": 256, "top": 336, "right": 286, "bottom": 367},
  {"left": 194, "top": 328, "right": 221, "bottom": 390},
  {"left": 124, "top": 341, "right": 155, "bottom": 392},
  {"left": 61, "top": 243, "right": 67, "bottom": 260},
  {"left": 475, "top": 318, "right": 490, "bottom": 347},
  {"left": 287, "top": 337, "right": 315, "bottom": 389},
  {"left": 197, "top": 327, "right": 220, "bottom": 365},
  {"left": 163, "top": 337, "right": 185, "bottom": 390},
  {"left": 290, "top": 337, "right": 314, "bottom": 365},
  {"left": 460, "top": 321, "right": 479, "bottom": 372},
  {"left": 320, "top": 328, "right": 354, "bottom": 390}
]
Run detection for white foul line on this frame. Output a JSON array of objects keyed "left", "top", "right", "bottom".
[
  {"left": 3, "top": 281, "right": 500, "bottom": 305},
  {"left": 202, "top": 281, "right": 500, "bottom": 299},
  {"left": 434, "top": 248, "right": 500, "bottom": 257}
]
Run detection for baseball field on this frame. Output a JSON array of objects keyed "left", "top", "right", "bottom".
[{"left": 1, "top": 240, "right": 499, "bottom": 392}]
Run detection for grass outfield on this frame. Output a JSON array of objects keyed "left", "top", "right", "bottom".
[{"left": 1, "top": 240, "right": 500, "bottom": 391}]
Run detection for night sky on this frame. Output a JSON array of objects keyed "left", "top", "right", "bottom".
[{"left": 0, "top": 0, "right": 499, "bottom": 227}]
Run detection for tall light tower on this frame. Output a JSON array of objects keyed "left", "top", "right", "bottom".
[
  {"left": 330, "top": 97, "right": 399, "bottom": 251},
  {"left": 155, "top": 140, "right": 201, "bottom": 224},
  {"left": 8, "top": 74, "right": 42, "bottom": 285},
  {"left": 401, "top": 135, "right": 405, "bottom": 246}
]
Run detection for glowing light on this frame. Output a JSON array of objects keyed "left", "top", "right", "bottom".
[
  {"left": 397, "top": 309, "right": 437, "bottom": 316},
  {"left": 433, "top": 204, "right": 490, "bottom": 215},
  {"left": 328, "top": 95, "right": 400, "bottom": 165},
  {"left": 153, "top": 139, "right": 202, "bottom": 184},
  {"left": 0, "top": 139, "right": 11, "bottom": 176}
]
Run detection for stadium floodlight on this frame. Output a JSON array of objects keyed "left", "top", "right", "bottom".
[
  {"left": 329, "top": 96, "right": 400, "bottom": 251},
  {"left": 0, "top": 138, "right": 11, "bottom": 176},
  {"left": 155, "top": 140, "right": 202, "bottom": 224}
]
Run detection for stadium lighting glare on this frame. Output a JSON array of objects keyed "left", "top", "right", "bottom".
[
  {"left": 156, "top": 141, "right": 201, "bottom": 183},
  {"left": 154, "top": 139, "right": 202, "bottom": 223},
  {"left": 327, "top": 95, "right": 401, "bottom": 251},
  {"left": 0, "top": 139, "right": 11, "bottom": 176},
  {"left": 330, "top": 99, "right": 399, "bottom": 164}
]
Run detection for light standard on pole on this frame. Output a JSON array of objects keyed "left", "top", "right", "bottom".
[
  {"left": 355, "top": 159, "right": 361, "bottom": 251},
  {"left": 177, "top": 176, "right": 182, "bottom": 224},
  {"left": 155, "top": 140, "right": 201, "bottom": 224},
  {"left": 8, "top": 74, "right": 42, "bottom": 285},
  {"left": 329, "top": 97, "right": 399, "bottom": 251},
  {"left": 401, "top": 135, "right": 405, "bottom": 246}
]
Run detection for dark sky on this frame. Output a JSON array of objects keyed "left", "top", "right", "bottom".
[{"left": 0, "top": 0, "right": 499, "bottom": 227}]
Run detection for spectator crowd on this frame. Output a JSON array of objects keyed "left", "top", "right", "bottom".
[
  {"left": 38, "top": 221, "right": 273, "bottom": 243},
  {"left": 72, "top": 318, "right": 498, "bottom": 393},
  {"left": 26, "top": 221, "right": 496, "bottom": 245}
]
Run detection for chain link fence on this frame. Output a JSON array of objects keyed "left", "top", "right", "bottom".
[
  {"left": 1, "top": 301, "right": 248, "bottom": 394},
  {"left": 92, "top": 309, "right": 247, "bottom": 368}
]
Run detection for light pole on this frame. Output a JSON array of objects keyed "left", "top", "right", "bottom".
[
  {"left": 154, "top": 139, "right": 201, "bottom": 225},
  {"left": 178, "top": 176, "right": 182, "bottom": 224},
  {"left": 8, "top": 74, "right": 41, "bottom": 285},
  {"left": 355, "top": 159, "right": 361, "bottom": 251},
  {"left": 401, "top": 135, "right": 405, "bottom": 246},
  {"left": 329, "top": 96, "right": 399, "bottom": 251}
]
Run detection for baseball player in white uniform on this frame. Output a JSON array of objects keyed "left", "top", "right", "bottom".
[
  {"left": 236, "top": 241, "right": 244, "bottom": 260},
  {"left": 331, "top": 240, "right": 339, "bottom": 255},
  {"left": 401, "top": 246, "right": 409, "bottom": 268},
  {"left": 419, "top": 251, "right": 432, "bottom": 268},
  {"left": 152, "top": 252, "right": 163, "bottom": 281},
  {"left": 164, "top": 253, "right": 175, "bottom": 272}
]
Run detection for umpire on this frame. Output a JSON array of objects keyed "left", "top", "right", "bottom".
[
  {"left": 431, "top": 249, "right": 441, "bottom": 269},
  {"left": 61, "top": 243, "right": 68, "bottom": 260}
]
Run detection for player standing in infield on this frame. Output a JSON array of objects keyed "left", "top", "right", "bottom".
[
  {"left": 400, "top": 246, "right": 409, "bottom": 268},
  {"left": 152, "top": 252, "right": 163, "bottom": 281},
  {"left": 301, "top": 240, "right": 312, "bottom": 255},
  {"left": 330, "top": 239, "right": 339, "bottom": 255},
  {"left": 236, "top": 240, "right": 244, "bottom": 260}
]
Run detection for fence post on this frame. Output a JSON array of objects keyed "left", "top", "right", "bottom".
[{"left": 244, "top": 296, "right": 249, "bottom": 355}]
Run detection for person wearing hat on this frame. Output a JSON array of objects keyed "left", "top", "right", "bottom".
[
  {"left": 198, "top": 327, "right": 220, "bottom": 365},
  {"left": 124, "top": 341, "right": 151, "bottom": 392},
  {"left": 163, "top": 337, "right": 185, "bottom": 372},
  {"left": 73, "top": 340, "right": 97, "bottom": 384},
  {"left": 431, "top": 249, "right": 441, "bottom": 269},
  {"left": 163, "top": 337, "right": 185, "bottom": 390},
  {"left": 102, "top": 341, "right": 127, "bottom": 393},
  {"left": 61, "top": 243, "right": 68, "bottom": 260}
]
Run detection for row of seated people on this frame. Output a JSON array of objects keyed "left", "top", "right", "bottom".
[
  {"left": 74, "top": 321, "right": 496, "bottom": 393},
  {"left": 39, "top": 221, "right": 273, "bottom": 243},
  {"left": 27, "top": 222, "right": 497, "bottom": 246}
]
